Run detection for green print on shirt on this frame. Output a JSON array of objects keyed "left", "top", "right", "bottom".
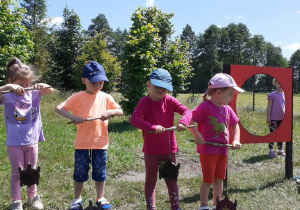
[{"left": 208, "top": 116, "right": 227, "bottom": 139}]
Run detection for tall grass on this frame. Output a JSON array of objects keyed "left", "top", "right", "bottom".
[{"left": 0, "top": 91, "right": 300, "bottom": 209}]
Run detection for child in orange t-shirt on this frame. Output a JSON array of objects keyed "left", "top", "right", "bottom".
[{"left": 55, "top": 61, "right": 123, "bottom": 210}]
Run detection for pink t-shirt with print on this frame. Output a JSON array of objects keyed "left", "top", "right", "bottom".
[{"left": 192, "top": 100, "right": 239, "bottom": 155}]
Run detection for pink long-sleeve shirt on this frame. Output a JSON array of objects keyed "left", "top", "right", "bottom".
[{"left": 130, "top": 95, "right": 192, "bottom": 154}]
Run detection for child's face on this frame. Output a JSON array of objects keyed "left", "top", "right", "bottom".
[
  {"left": 10, "top": 78, "right": 31, "bottom": 88},
  {"left": 218, "top": 87, "right": 235, "bottom": 105},
  {"left": 274, "top": 81, "right": 282, "bottom": 91},
  {"left": 81, "top": 78, "right": 104, "bottom": 94},
  {"left": 148, "top": 82, "right": 168, "bottom": 101}
]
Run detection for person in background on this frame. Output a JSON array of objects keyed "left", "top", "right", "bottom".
[
  {"left": 130, "top": 68, "right": 192, "bottom": 210},
  {"left": 189, "top": 73, "right": 243, "bottom": 210},
  {"left": 55, "top": 61, "right": 123, "bottom": 210},
  {"left": 266, "top": 78, "right": 286, "bottom": 158},
  {"left": 0, "top": 57, "right": 53, "bottom": 210}
]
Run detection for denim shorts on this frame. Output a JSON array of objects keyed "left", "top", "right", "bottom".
[{"left": 73, "top": 149, "right": 107, "bottom": 182}]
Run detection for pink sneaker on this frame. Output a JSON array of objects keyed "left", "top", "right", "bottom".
[
  {"left": 277, "top": 150, "right": 286, "bottom": 157},
  {"left": 269, "top": 150, "right": 277, "bottom": 158}
]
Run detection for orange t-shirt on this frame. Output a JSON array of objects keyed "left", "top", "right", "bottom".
[{"left": 63, "top": 91, "right": 121, "bottom": 149}]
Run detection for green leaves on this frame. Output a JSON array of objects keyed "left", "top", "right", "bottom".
[
  {"left": 121, "top": 6, "right": 192, "bottom": 115},
  {"left": 0, "top": 0, "right": 33, "bottom": 84}
]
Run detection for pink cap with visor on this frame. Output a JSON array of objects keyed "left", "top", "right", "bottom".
[{"left": 208, "top": 73, "right": 244, "bottom": 93}]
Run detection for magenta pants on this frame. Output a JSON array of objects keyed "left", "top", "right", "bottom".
[
  {"left": 144, "top": 153, "right": 180, "bottom": 210},
  {"left": 7, "top": 144, "right": 38, "bottom": 201}
]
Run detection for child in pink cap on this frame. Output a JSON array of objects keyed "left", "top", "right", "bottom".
[{"left": 189, "top": 73, "right": 243, "bottom": 210}]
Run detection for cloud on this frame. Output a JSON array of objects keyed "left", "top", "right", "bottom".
[
  {"left": 297, "top": 11, "right": 300, "bottom": 14},
  {"left": 283, "top": 43, "right": 300, "bottom": 50},
  {"left": 146, "top": 0, "right": 154, "bottom": 7},
  {"left": 43, "top": 16, "right": 64, "bottom": 26},
  {"left": 237, "top": 16, "right": 244, "bottom": 19}
]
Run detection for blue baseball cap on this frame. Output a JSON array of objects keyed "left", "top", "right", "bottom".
[
  {"left": 82, "top": 61, "right": 109, "bottom": 83},
  {"left": 149, "top": 68, "right": 173, "bottom": 91}
]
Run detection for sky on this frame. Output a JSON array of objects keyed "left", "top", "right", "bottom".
[{"left": 43, "top": 0, "right": 300, "bottom": 60}]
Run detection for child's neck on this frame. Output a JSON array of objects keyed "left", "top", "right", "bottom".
[
  {"left": 275, "top": 88, "right": 283, "bottom": 93},
  {"left": 210, "top": 97, "right": 222, "bottom": 107}
]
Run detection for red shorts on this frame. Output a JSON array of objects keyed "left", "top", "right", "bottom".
[{"left": 199, "top": 153, "right": 227, "bottom": 184}]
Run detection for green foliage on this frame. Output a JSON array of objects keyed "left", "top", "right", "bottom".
[
  {"left": 121, "top": 7, "right": 162, "bottom": 114},
  {"left": 87, "top": 13, "right": 113, "bottom": 38},
  {"left": 192, "top": 25, "right": 222, "bottom": 78},
  {"left": 0, "top": 0, "right": 33, "bottom": 84},
  {"left": 191, "top": 23, "right": 288, "bottom": 81},
  {"left": 180, "top": 24, "right": 196, "bottom": 57},
  {"left": 49, "top": 6, "right": 83, "bottom": 90},
  {"left": 290, "top": 49, "right": 300, "bottom": 93},
  {"left": 158, "top": 38, "right": 193, "bottom": 97},
  {"left": 74, "top": 33, "right": 122, "bottom": 92},
  {"left": 20, "top": 0, "right": 51, "bottom": 81},
  {"left": 121, "top": 6, "right": 192, "bottom": 115}
]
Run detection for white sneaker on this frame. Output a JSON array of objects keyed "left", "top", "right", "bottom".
[
  {"left": 11, "top": 200, "right": 23, "bottom": 210},
  {"left": 28, "top": 194, "right": 44, "bottom": 210}
]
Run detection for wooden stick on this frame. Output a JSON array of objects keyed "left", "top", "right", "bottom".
[
  {"left": 1, "top": 86, "right": 52, "bottom": 94},
  {"left": 189, "top": 140, "right": 233, "bottom": 147},
  {"left": 147, "top": 125, "right": 196, "bottom": 133},
  {"left": 68, "top": 115, "right": 115, "bottom": 124}
]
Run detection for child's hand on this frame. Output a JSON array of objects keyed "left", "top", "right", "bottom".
[
  {"left": 176, "top": 123, "right": 186, "bottom": 132},
  {"left": 266, "top": 117, "right": 271, "bottom": 125},
  {"left": 194, "top": 137, "right": 205, "bottom": 145},
  {"left": 154, "top": 125, "right": 165, "bottom": 134},
  {"left": 71, "top": 116, "right": 84, "bottom": 124},
  {"left": 232, "top": 140, "right": 241, "bottom": 149},
  {"left": 9, "top": 84, "right": 26, "bottom": 95},
  {"left": 100, "top": 112, "right": 114, "bottom": 121},
  {"left": 33, "top": 83, "right": 46, "bottom": 90}
]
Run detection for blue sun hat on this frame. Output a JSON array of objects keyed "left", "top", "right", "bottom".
[
  {"left": 149, "top": 68, "right": 173, "bottom": 91},
  {"left": 82, "top": 61, "right": 109, "bottom": 83}
]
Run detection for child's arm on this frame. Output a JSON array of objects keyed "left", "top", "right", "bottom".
[
  {"left": 266, "top": 99, "right": 273, "bottom": 125},
  {"left": 230, "top": 123, "right": 241, "bottom": 149},
  {"left": 101, "top": 108, "right": 123, "bottom": 120},
  {"left": 0, "top": 84, "right": 27, "bottom": 99},
  {"left": 173, "top": 98, "right": 192, "bottom": 132},
  {"left": 189, "top": 120, "right": 205, "bottom": 145},
  {"left": 33, "top": 83, "right": 53, "bottom": 96},
  {"left": 55, "top": 102, "right": 84, "bottom": 124}
]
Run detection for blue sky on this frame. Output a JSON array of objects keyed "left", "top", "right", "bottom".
[{"left": 44, "top": 0, "right": 300, "bottom": 60}]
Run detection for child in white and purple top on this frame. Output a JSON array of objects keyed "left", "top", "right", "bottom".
[
  {"left": 130, "top": 68, "right": 192, "bottom": 210},
  {"left": 266, "top": 78, "right": 286, "bottom": 158},
  {"left": 0, "top": 57, "right": 53, "bottom": 210}
]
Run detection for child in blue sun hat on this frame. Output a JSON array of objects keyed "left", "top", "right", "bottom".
[{"left": 130, "top": 68, "right": 192, "bottom": 210}]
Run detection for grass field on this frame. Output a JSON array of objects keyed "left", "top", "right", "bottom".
[{"left": 0, "top": 91, "right": 300, "bottom": 209}]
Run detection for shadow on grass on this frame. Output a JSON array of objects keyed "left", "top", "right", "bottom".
[
  {"left": 227, "top": 179, "right": 284, "bottom": 195},
  {"left": 180, "top": 179, "right": 284, "bottom": 204},
  {"left": 108, "top": 119, "right": 134, "bottom": 133},
  {"left": 242, "top": 154, "right": 270, "bottom": 164},
  {"left": 180, "top": 191, "right": 213, "bottom": 203},
  {"left": 180, "top": 193, "right": 200, "bottom": 203}
]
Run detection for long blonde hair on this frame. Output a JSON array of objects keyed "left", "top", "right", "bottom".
[{"left": 6, "top": 57, "right": 38, "bottom": 84}]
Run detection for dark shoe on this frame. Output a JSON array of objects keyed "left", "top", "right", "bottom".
[
  {"left": 269, "top": 149, "right": 277, "bottom": 158},
  {"left": 96, "top": 198, "right": 111, "bottom": 210},
  {"left": 69, "top": 200, "right": 83, "bottom": 210},
  {"left": 277, "top": 150, "right": 286, "bottom": 157}
]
